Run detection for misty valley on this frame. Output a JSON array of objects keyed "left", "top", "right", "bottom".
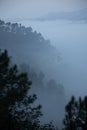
[{"left": 0, "top": 19, "right": 87, "bottom": 130}]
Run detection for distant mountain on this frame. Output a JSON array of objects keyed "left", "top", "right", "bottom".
[{"left": 36, "top": 8, "right": 87, "bottom": 22}]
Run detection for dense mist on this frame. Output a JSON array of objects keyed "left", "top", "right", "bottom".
[
  {"left": 0, "top": 20, "right": 65, "bottom": 128},
  {"left": 0, "top": 0, "right": 87, "bottom": 128},
  {"left": 0, "top": 12, "right": 87, "bottom": 127},
  {"left": 0, "top": 7, "right": 87, "bottom": 128},
  {"left": 18, "top": 15, "right": 87, "bottom": 98}
]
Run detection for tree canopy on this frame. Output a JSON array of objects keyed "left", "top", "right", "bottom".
[
  {"left": 0, "top": 50, "right": 42, "bottom": 130},
  {"left": 0, "top": 49, "right": 58, "bottom": 130},
  {"left": 63, "top": 96, "right": 87, "bottom": 130}
]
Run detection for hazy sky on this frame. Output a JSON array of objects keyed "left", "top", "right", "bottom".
[{"left": 0, "top": 0, "right": 87, "bottom": 20}]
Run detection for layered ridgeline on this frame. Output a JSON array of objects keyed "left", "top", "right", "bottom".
[
  {"left": 36, "top": 8, "right": 87, "bottom": 22},
  {"left": 0, "top": 20, "right": 65, "bottom": 126}
]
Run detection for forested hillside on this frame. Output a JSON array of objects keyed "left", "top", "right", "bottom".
[{"left": 0, "top": 19, "right": 65, "bottom": 127}]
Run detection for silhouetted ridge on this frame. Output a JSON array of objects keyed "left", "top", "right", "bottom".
[{"left": 0, "top": 19, "right": 60, "bottom": 78}]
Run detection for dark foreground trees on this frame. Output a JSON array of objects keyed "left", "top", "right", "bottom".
[
  {"left": 2, "top": 49, "right": 87, "bottom": 130},
  {"left": 0, "top": 49, "right": 58, "bottom": 130},
  {"left": 63, "top": 96, "right": 87, "bottom": 130},
  {"left": 0, "top": 50, "right": 42, "bottom": 130}
]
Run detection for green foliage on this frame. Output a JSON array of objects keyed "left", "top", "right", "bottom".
[{"left": 63, "top": 96, "right": 87, "bottom": 130}]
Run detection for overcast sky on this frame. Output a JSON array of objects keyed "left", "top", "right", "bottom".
[{"left": 0, "top": 0, "right": 87, "bottom": 20}]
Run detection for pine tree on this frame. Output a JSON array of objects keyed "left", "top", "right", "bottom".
[
  {"left": 0, "top": 50, "right": 42, "bottom": 130},
  {"left": 63, "top": 96, "right": 87, "bottom": 130}
]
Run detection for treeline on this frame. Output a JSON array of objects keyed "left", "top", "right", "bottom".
[
  {"left": 0, "top": 19, "right": 62, "bottom": 86},
  {"left": 0, "top": 19, "right": 61, "bottom": 87},
  {"left": 0, "top": 19, "right": 64, "bottom": 90},
  {"left": 0, "top": 19, "right": 53, "bottom": 50}
]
